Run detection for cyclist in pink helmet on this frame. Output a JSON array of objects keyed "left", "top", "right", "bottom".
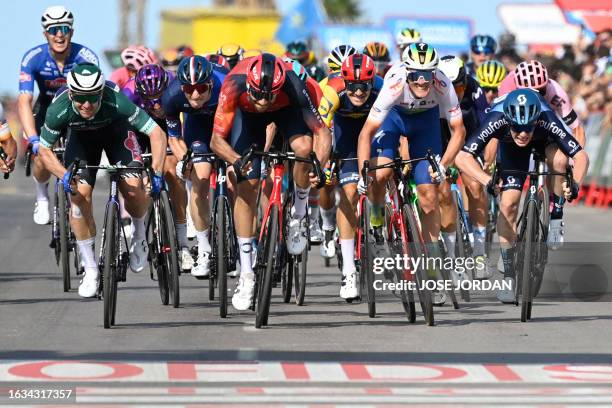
[
  {"left": 110, "top": 45, "right": 158, "bottom": 89},
  {"left": 498, "top": 60, "right": 585, "bottom": 146}
]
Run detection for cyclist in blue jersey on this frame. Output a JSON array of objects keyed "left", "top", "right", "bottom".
[
  {"left": 456, "top": 89, "right": 589, "bottom": 302},
  {"left": 162, "top": 56, "right": 227, "bottom": 278},
  {"left": 466, "top": 35, "right": 497, "bottom": 78},
  {"left": 18, "top": 6, "right": 98, "bottom": 225}
]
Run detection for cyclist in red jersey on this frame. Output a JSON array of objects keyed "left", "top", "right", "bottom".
[{"left": 210, "top": 53, "right": 331, "bottom": 311}]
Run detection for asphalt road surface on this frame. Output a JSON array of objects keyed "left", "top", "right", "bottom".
[{"left": 1, "top": 169, "right": 612, "bottom": 406}]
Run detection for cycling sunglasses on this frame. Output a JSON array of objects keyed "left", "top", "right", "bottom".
[
  {"left": 471, "top": 47, "right": 494, "bottom": 55},
  {"left": 407, "top": 70, "right": 434, "bottom": 83},
  {"left": 510, "top": 123, "right": 536, "bottom": 133},
  {"left": 71, "top": 92, "right": 102, "bottom": 104},
  {"left": 345, "top": 81, "right": 372, "bottom": 93},
  {"left": 247, "top": 86, "right": 274, "bottom": 101},
  {"left": 46, "top": 25, "right": 71, "bottom": 36},
  {"left": 482, "top": 86, "right": 498, "bottom": 94},
  {"left": 182, "top": 81, "right": 212, "bottom": 95},
  {"left": 143, "top": 97, "right": 163, "bottom": 109}
]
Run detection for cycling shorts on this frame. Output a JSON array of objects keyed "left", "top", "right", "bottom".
[
  {"left": 498, "top": 139, "right": 549, "bottom": 191},
  {"left": 184, "top": 113, "right": 215, "bottom": 164},
  {"left": 333, "top": 115, "right": 363, "bottom": 186}
]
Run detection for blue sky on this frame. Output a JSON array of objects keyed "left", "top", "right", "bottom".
[{"left": 1, "top": 0, "right": 548, "bottom": 95}]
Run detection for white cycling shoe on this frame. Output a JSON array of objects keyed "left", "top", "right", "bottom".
[
  {"left": 320, "top": 230, "right": 336, "bottom": 258},
  {"left": 548, "top": 219, "right": 564, "bottom": 250},
  {"left": 287, "top": 217, "right": 308, "bottom": 255},
  {"left": 340, "top": 270, "right": 359, "bottom": 300},
  {"left": 33, "top": 200, "right": 50, "bottom": 225},
  {"left": 129, "top": 238, "right": 149, "bottom": 273},
  {"left": 180, "top": 247, "right": 194, "bottom": 270},
  {"left": 191, "top": 252, "right": 210, "bottom": 277},
  {"left": 78, "top": 267, "right": 99, "bottom": 298},
  {"left": 232, "top": 274, "right": 255, "bottom": 311},
  {"left": 309, "top": 222, "right": 324, "bottom": 244}
]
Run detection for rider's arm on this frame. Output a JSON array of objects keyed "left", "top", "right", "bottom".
[
  {"left": 441, "top": 113, "right": 466, "bottom": 168},
  {"left": 456, "top": 150, "right": 491, "bottom": 186},
  {"left": 147, "top": 124, "right": 167, "bottom": 174},
  {"left": 0, "top": 107, "right": 16, "bottom": 172},
  {"left": 17, "top": 93, "right": 37, "bottom": 139},
  {"left": 357, "top": 117, "right": 382, "bottom": 175},
  {"left": 18, "top": 49, "right": 40, "bottom": 139},
  {"left": 38, "top": 117, "right": 67, "bottom": 179}
]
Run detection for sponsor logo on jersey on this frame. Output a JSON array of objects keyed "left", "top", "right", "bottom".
[
  {"left": 19, "top": 72, "right": 32, "bottom": 82},
  {"left": 78, "top": 48, "right": 99, "bottom": 65},
  {"left": 21, "top": 47, "right": 42, "bottom": 67},
  {"left": 478, "top": 117, "right": 507, "bottom": 142},
  {"left": 45, "top": 78, "right": 67, "bottom": 90},
  {"left": 537, "top": 118, "right": 568, "bottom": 140},
  {"left": 550, "top": 94, "right": 565, "bottom": 108}
]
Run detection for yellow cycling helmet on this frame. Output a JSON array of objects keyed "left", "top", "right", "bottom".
[
  {"left": 476, "top": 60, "right": 507, "bottom": 88},
  {"left": 217, "top": 43, "right": 244, "bottom": 69},
  {"left": 396, "top": 28, "right": 422, "bottom": 47}
]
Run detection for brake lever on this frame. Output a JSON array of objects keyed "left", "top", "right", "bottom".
[
  {"left": 309, "top": 152, "right": 325, "bottom": 189},
  {"left": 426, "top": 149, "right": 442, "bottom": 184}
]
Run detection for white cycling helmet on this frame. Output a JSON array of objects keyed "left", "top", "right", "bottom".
[
  {"left": 67, "top": 63, "right": 105, "bottom": 94},
  {"left": 437, "top": 55, "right": 465, "bottom": 83},
  {"left": 402, "top": 42, "right": 439, "bottom": 71},
  {"left": 41, "top": 5, "right": 74, "bottom": 29}
]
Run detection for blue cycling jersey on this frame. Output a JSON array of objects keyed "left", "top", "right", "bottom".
[
  {"left": 161, "top": 66, "right": 227, "bottom": 138},
  {"left": 19, "top": 43, "right": 99, "bottom": 106}
]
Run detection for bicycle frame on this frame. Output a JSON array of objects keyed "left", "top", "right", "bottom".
[{"left": 259, "top": 159, "right": 286, "bottom": 244}]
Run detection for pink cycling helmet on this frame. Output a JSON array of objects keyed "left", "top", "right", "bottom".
[
  {"left": 121, "top": 46, "right": 158, "bottom": 71},
  {"left": 514, "top": 60, "right": 548, "bottom": 89}
]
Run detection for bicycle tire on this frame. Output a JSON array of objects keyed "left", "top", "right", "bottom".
[
  {"left": 532, "top": 187, "right": 549, "bottom": 298},
  {"left": 58, "top": 184, "right": 71, "bottom": 292},
  {"left": 281, "top": 250, "right": 293, "bottom": 303},
  {"left": 485, "top": 196, "right": 497, "bottom": 258},
  {"left": 214, "top": 196, "right": 228, "bottom": 317},
  {"left": 148, "top": 204, "right": 169, "bottom": 306},
  {"left": 403, "top": 204, "right": 434, "bottom": 326},
  {"left": 255, "top": 206, "right": 279, "bottom": 328},
  {"left": 520, "top": 200, "right": 538, "bottom": 322},
  {"left": 294, "top": 245, "right": 307, "bottom": 306},
  {"left": 453, "top": 191, "right": 470, "bottom": 302},
  {"left": 388, "top": 212, "right": 416, "bottom": 322},
  {"left": 161, "top": 191, "right": 181, "bottom": 308},
  {"left": 103, "top": 203, "right": 119, "bottom": 329},
  {"left": 359, "top": 200, "right": 376, "bottom": 317}
]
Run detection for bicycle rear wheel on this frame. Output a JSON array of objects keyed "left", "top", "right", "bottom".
[
  {"left": 58, "top": 184, "right": 71, "bottom": 292},
  {"left": 532, "top": 187, "right": 549, "bottom": 298},
  {"left": 388, "top": 215, "right": 416, "bottom": 322},
  {"left": 103, "top": 204, "right": 119, "bottom": 329},
  {"left": 255, "top": 206, "right": 279, "bottom": 328},
  {"left": 403, "top": 204, "right": 434, "bottom": 326},
  {"left": 148, "top": 205, "right": 169, "bottom": 306},
  {"left": 214, "top": 196, "right": 229, "bottom": 317},
  {"left": 453, "top": 191, "right": 471, "bottom": 303},
  {"left": 294, "top": 245, "right": 308, "bottom": 306},
  {"left": 485, "top": 195, "right": 498, "bottom": 258},
  {"left": 161, "top": 191, "right": 180, "bottom": 308}
]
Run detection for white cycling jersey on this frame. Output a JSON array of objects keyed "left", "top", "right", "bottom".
[{"left": 369, "top": 62, "right": 462, "bottom": 124}]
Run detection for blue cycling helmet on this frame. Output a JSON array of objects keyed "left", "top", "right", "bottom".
[
  {"left": 177, "top": 55, "right": 212, "bottom": 85},
  {"left": 282, "top": 57, "right": 308, "bottom": 82},
  {"left": 503, "top": 89, "right": 542, "bottom": 126},
  {"left": 470, "top": 34, "right": 497, "bottom": 55}
]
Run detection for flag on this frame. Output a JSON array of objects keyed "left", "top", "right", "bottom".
[{"left": 275, "top": 0, "right": 326, "bottom": 45}]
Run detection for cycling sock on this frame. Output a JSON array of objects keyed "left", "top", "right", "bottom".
[
  {"left": 370, "top": 203, "right": 384, "bottom": 228},
  {"left": 321, "top": 206, "right": 336, "bottom": 231},
  {"left": 340, "top": 239, "right": 355, "bottom": 274},
  {"left": 175, "top": 222, "right": 188, "bottom": 248},
  {"left": 292, "top": 184, "right": 310, "bottom": 219},
  {"left": 131, "top": 215, "right": 146, "bottom": 240},
  {"left": 500, "top": 246, "right": 516, "bottom": 279},
  {"left": 196, "top": 229, "right": 211, "bottom": 255},
  {"left": 472, "top": 226, "right": 486, "bottom": 256},
  {"left": 33, "top": 177, "right": 49, "bottom": 201},
  {"left": 441, "top": 232, "right": 456, "bottom": 259},
  {"left": 238, "top": 236, "right": 254, "bottom": 278},
  {"left": 77, "top": 237, "right": 97, "bottom": 269},
  {"left": 309, "top": 203, "right": 320, "bottom": 222},
  {"left": 551, "top": 194, "right": 565, "bottom": 220}
]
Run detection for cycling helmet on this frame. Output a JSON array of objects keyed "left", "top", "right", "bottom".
[
  {"left": 285, "top": 41, "right": 310, "bottom": 64},
  {"left": 341, "top": 54, "right": 375, "bottom": 82},
  {"left": 503, "top": 88, "right": 542, "bottom": 126},
  {"left": 205, "top": 53, "right": 230, "bottom": 71},
  {"left": 514, "top": 60, "right": 548, "bottom": 89},
  {"left": 161, "top": 45, "right": 193, "bottom": 68},
  {"left": 437, "top": 55, "right": 466, "bottom": 85},
  {"left": 363, "top": 42, "right": 390, "bottom": 62},
  {"left": 177, "top": 55, "right": 212, "bottom": 85},
  {"left": 41, "top": 5, "right": 74, "bottom": 29},
  {"left": 121, "top": 46, "right": 157, "bottom": 71},
  {"left": 135, "top": 64, "right": 169, "bottom": 98},
  {"left": 217, "top": 43, "right": 244, "bottom": 69},
  {"left": 476, "top": 60, "right": 507, "bottom": 88},
  {"left": 470, "top": 34, "right": 497, "bottom": 55},
  {"left": 396, "top": 28, "right": 422, "bottom": 47},
  {"left": 282, "top": 57, "right": 308, "bottom": 82},
  {"left": 67, "top": 62, "right": 104, "bottom": 94},
  {"left": 327, "top": 44, "right": 357, "bottom": 73},
  {"left": 402, "top": 42, "right": 439, "bottom": 71},
  {"left": 243, "top": 49, "right": 262, "bottom": 58},
  {"left": 246, "top": 53, "right": 286, "bottom": 93}
]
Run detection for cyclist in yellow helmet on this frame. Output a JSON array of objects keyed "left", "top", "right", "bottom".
[
  {"left": 476, "top": 60, "right": 507, "bottom": 104},
  {"left": 395, "top": 28, "right": 422, "bottom": 56},
  {"left": 217, "top": 43, "right": 244, "bottom": 69}
]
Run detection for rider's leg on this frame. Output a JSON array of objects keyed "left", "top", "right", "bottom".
[
  {"left": 164, "top": 154, "right": 188, "bottom": 246},
  {"left": 289, "top": 134, "right": 313, "bottom": 219},
  {"left": 464, "top": 172, "right": 487, "bottom": 256},
  {"left": 438, "top": 180, "right": 456, "bottom": 258}
]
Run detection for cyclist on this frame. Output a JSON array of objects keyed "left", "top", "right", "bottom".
[
  {"left": 455, "top": 88, "right": 588, "bottom": 302},
  {"left": 466, "top": 35, "right": 497, "bottom": 77},
  {"left": 217, "top": 43, "right": 244, "bottom": 69},
  {"left": 37, "top": 62, "right": 167, "bottom": 298},
  {"left": 320, "top": 44, "right": 357, "bottom": 88},
  {"left": 317, "top": 53, "right": 383, "bottom": 299},
  {"left": 133, "top": 64, "right": 193, "bottom": 270},
  {"left": 395, "top": 28, "right": 422, "bottom": 58},
  {"left": 18, "top": 6, "right": 98, "bottom": 225},
  {"left": 357, "top": 43, "right": 465, "bottom": 281},
  {"left": 438, "top": 55, "right": 491, "bottom": 278},
  {"left": 476, "top": 60, "right": 507, "bottom": 104},
  {"left": 363, "top": 41, "right": 392, "bottom": 77},
  {"left": 160, "top": 45, "right": 194, "bottom": 73},
  {"left": 205, "top": 53, "right": 231, "bottom": 72},
  {"left": 210, "top": 53, "right": 331, "bottom": 311},
  {"left": 110, "top": 46, "right": 157, "bottom": 90},
  {"left": 0, "top": 102, "right": 16, "bottom": 175},
  {"left": 498, "top": 60, "right": 587, "bottom": 248},
  {"left": 162, "top": 56, "right": 227, "bottom": 277},
  {"left": 284, "top": 41, "right": 326, "bottom": 82}
]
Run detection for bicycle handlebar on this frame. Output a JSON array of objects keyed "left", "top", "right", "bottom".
[
  {"left": 489, "top": 163, "right": 576, "bottom": 202},
  {"left": 362, "top": 149, "right": 440, "bottom": 187},
  {"left": 67, "top": 158, "right": 146, "bottom": 196}
]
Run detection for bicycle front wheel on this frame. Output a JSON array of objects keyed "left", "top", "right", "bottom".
[
  {"left": 58, "top": 183, "right": 71, "bottom": 292},
  {"left": 294, "top": 245, "right": 308, "bottom": 306},
  {"left": 520, "top": 200, "right": 538, "bottom": 322},
  {"left": 358, "top": 200, "right": 376, "bottom": 318},
  {"left": 103, "top": 204, "right": 119, "bottom": 329},
  {"left": 214, "top": 196, "right": 229, "bottom": 317},
  {"left": 161, "top": 191, "right": 180, "bottom": 308},
  {"left": 255, "top": 206, "right": 279, "bottom": 328}
]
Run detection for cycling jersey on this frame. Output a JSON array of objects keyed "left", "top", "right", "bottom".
[
  {"left": 39, "top": 81, "right": 157, "bottom": 149},
  {"left": 109, "top": 66, "right": 133, "bottom": 90},
  {"left": 318, "top": 71, "right": 342, "bottom": 90},
  {"left": 19, "top": 43, "right": 99, "bottom": 107},
  {"left": 213, "top": 57, "right": 325, "bottom": 140},
  {"left": 305, "top": 63, "right": 327, "bottom": 82},
  {"left": 498, "top": 73, "right": 580, "bottom": 129},
  {"left": 368, "top": 63, "right": 462, "bottom": 124}
]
